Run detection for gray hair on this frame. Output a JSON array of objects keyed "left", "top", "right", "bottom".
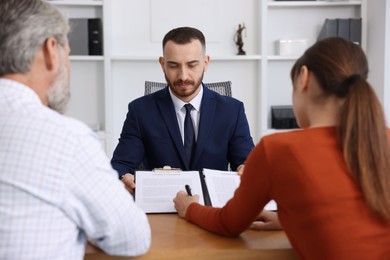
[{"left": 0, "top": 0, "right": 69, "bottom": 76}]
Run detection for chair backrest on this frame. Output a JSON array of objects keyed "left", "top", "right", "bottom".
[{"left": 144, "top": 81, "right": 232, "bottom": 97}]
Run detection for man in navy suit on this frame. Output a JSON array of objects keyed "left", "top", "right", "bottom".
[{"left": 111, "top": 27, "right": 254, "bottom": 191}]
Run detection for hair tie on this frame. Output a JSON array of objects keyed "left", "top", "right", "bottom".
[
  {"left": 346, "top": 73, "right": 361, "bottom": 84},
  {"left": 335, "top": 73, "right": 361, "bottom": 97}
]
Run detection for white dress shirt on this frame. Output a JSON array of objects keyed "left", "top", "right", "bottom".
[
  {"left": 0, "top": 78, "right": 151, "bottom": 260},
  {"left": 169, "top": 86, "right": 203, "bottom": 143}
]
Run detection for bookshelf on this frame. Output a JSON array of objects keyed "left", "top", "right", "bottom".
[{"left": 259, "top": 0, "right": 367, "bottom": 137}]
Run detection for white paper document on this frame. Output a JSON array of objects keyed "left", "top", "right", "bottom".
[
  {"left": 135, "top": 170, "right": 204, "bottom": 213},
  {"left": 134, "top": 168, "right": 277, "bottom": 213},
  {"left": 203, "top": 168, "right": 277, "bottom": 211}
]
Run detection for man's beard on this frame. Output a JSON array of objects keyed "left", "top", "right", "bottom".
[
  {"left": 47, "top": 59, "right": 70, "bottom": 114},
  {"left": 165, "top": 71, "right": 204, "bottom": 99}
]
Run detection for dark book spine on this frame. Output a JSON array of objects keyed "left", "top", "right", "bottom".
[
  {"left": 337, "top": 18, "right": 350, "bottom": 41},
  {"left": 88, "top": 18, "right": 103, "bottom": 56},
  {"left": 318, "top": 18, "right": 338, "bottom": 41},
  {"left": 349, "top": 18, "right": 362, "bottom": 45}
]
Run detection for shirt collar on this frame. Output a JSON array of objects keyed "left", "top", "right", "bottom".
[
  {"left": 0, "top": 78, "right": 42, "bottom": 104},
  {"left": 169, "top": 84, "right": 203, "bottom": 113}
]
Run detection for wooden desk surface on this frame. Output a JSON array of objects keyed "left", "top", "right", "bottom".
[{"left": 85, "top": 214, "right": 297, "bottom": 260}]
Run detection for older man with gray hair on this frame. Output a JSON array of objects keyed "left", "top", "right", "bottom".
[{"left": 0, "top": 0, "right": 151, "bottom": 259}]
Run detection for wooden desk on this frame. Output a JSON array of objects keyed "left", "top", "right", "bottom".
[{"left": 84, "top": 214, "right": 297, "bottom": 260}]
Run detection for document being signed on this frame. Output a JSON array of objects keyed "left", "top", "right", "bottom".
[
  {"left": 134, "top": 168, "right": 277, "bottom": 213},
  {"left": 135, "top": 170, "right": 205, "bottom": 213}
]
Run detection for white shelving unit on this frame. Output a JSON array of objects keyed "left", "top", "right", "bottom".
[
  {"left": 50, "top": 0, "right": 378, "bottom": 157},
  {"left": 259, "top": 0, "right": 367, "bottom": 137}
]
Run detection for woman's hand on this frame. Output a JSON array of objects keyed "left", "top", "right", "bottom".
[
  {"left": 250, "top": 210, "right": 282, "bottom": 231},
  {"left": 173, "top": 191, "right": 200, "bottom": 218}
]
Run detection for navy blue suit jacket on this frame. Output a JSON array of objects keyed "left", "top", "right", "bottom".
[{"left": 111, "top": 85, "right": 254, "bottom": 176}]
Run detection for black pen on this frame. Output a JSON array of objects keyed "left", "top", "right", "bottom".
[{"left": 185, "top": 184, "right": 193, "bottom": 196}]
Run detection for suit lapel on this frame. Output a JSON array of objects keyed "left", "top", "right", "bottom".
[
  {"left": 192, "top": 87, "right": 216, "bottom": 167},
  {"left": 156, "top": 89, "right": 189, "bottom": 168}
]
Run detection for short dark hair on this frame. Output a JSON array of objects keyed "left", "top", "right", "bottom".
[{"left": 162, "top": 27, "right": 206, "bottom": 52}]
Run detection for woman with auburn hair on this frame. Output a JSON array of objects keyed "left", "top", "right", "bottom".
[{"left": 174, "top": 37, "right": 390, "bottom": 259}]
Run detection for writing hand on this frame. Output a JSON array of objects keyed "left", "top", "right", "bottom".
[{"left": 173, "top": 191, "right": 199, "bottom": 218}]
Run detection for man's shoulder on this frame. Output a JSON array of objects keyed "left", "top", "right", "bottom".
[
  {"left": 129, "top": 88, "right": 167, "bottom": 107},
  {"left": 204, "top": 88, "right": 243, "bottom": 107},
  {"left": 41, "top": 108, "right": 94, "bottom": 137},
  {"left": 61, "top": 115, "right": 94, "bottom": 135}
]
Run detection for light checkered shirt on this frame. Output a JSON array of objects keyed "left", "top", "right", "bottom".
[{"left": 0, "top": 78, "right": 151, "bottom": 260}]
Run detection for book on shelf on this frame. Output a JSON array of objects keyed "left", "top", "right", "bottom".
[
  {"left": 349, "top": 18, "right": 362, "bottom": 45},
  {"left": 134, "top": 168, "right": 277, "bottom": 213},
  {"left": 318, "top": 18, "right": 362, "bottom": 46},
  {"left": 68, "top": 18, "right": 103, "bottom": 56},
  {"left": 337, "top": 18, "right": 350, "bottom": 41},
  {"left": 317, "top": 18, "right": 338, "bottom": 40}
]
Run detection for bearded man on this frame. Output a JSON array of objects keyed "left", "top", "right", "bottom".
[
  {"left": 111, "top": 27, "right": 254, "bottom": 192},
  {"left": 0, "top": 1, "right": 151, "bottom": 259}
]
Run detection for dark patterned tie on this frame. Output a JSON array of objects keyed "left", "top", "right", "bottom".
[{"left": 184, "top": 104, "right": 195, "bottom": 164}]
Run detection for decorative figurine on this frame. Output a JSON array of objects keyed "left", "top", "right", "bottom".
[{"left": 234, "top": 23, "right": 246, "bottom": 55}]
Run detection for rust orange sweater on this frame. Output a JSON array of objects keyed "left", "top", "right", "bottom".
[{"left": 186, "top": 127, "right": 390, "bottom": 259}]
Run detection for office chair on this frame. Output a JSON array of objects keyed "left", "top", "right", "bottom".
[{"left": 144, "top": 81, "right": 232, "bottom": 97}]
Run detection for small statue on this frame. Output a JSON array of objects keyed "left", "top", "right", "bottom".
[{"left": 234, "top": 23, "right": 246, "bottom": 55}]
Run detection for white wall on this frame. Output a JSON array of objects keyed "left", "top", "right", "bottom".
[
  {"left": 385, "top": 1, "right": 390, "bottom": 125},
  {"left": 110, "top": 0, "right": 259, "bottom": 57},
  {"left": 366, "top": 0, "right": 390, "bottom": 125}
]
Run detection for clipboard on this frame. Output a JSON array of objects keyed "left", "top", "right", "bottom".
[{"left": 152, "top": 165, "right": 182, "bottom": 174}]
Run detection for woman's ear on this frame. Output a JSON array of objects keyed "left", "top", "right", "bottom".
[{"left": 296, "top": 65, "right": 309, "bottom": 92}]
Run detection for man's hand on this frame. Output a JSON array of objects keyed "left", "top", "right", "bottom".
[
  {"left": 249, "top": 210, "right": 282, "bottom": 231},
  {"left": 121, "top": 173, "right": 136, "bottom": 193},
  {"left": 173, "top": 191, "right": 199, "bottom": 218},
  {"left": 237, "top": 164, "right": 245, "bottom": 176}
]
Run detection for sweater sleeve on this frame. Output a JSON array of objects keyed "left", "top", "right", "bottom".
[{"left": 185, "top": 140, "right": 273, "bottom": 236}]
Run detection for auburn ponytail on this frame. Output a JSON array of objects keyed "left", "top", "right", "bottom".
[{"left": 338, "top": 76, "right": 390, "bottom": 221}]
